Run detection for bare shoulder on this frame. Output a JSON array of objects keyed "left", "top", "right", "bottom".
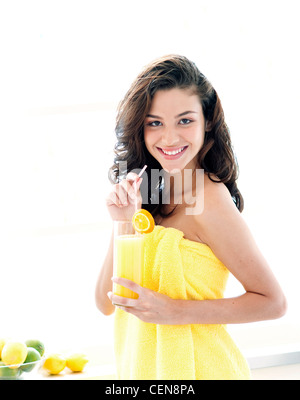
[
  {"left": 202, "top": 173, "right": 237, "bottom": 213},
  {"left": 194, "top": 173, "right": 245, "bottom": 247},
  {"left": 194, "top": 173, "right": 269, "bottom": 290}
]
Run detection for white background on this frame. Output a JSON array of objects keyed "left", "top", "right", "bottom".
[{"left": 0, "top": 0, "right": 299, "bottom": 352}]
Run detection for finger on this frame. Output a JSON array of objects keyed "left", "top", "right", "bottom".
[
  {"left": 106, "top": 189, "right": 122, "bottom": 207},
  {"left": 125, "top": 174, "right": 143, "bottom": 199},
  {"left": 126, "top": 174, "right": 143, "bottom": 190},
  {"left": 112, "top": 184, "right": 129, "bottom": 206},
  {"left": 112, "top": 277, "right": 143, "bottom": 295},
  {"left": 116, "top": 305, "right": 143, "bottom": 317},
  {"left": 119, "top": 179, "right": 136, "bottom": 201},
  {"left": 116, "top": 306, "right": 153, "bottom": 323},
  {"left": 127, "top": 165, "right": 147, "bottom": 182},
  {"left": 107, "top": 291, "right": 140, "bottom": 308},
  {"left": 126, "top": 172, "right": 139, "bottom": 182},
  {"left": 121, "top": 177, "right": 142, "bottom": 202}
]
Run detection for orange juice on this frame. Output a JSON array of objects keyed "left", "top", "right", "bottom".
[{"left": 113, "top": 234, "right": 144, "bottom": 299}]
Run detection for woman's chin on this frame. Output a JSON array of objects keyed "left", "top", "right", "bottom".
[{"left": 165, "top": 168, "right": 182, "bottom": 174}]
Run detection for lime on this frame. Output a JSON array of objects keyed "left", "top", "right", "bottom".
[
  {"left": 1, "top": 341, "right": 28, "bottom": 369},
  {"left": 0, "top": 361, "right": 21, "bottom": 379},
  {"left": 25, "top": 339, "right": 45, "bottom": 357},
  {"left": 66, "top": 353, "right": 89, "bottom": 372},
  {"left": 21, "top": 347, "right": 41, "bottom": 372}
]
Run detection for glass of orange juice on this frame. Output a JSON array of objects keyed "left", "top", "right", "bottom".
[{"left": 113, "top": 221, "right": 144, "bottom": 300}]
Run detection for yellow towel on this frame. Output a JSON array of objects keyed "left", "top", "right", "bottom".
[{"left": 114, "top": 225, "right": 251, "bottom": 380}]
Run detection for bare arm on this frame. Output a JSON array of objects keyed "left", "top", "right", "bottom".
[
  {"left": 95, "top": 173, "right": 142, "bottom": 315},
  {"left": 108, "top": 179, "right": 287, "bottom": 324},
  {"left": 95, "top": 230, "right": 115, "bottom": 315},
  {"left": 189, "top": 179, "right": 287, "bottom": 324}
]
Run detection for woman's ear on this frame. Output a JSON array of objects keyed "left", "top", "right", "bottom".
[{"left": 205, "top": 120, "right": 212, "bottom": 132}]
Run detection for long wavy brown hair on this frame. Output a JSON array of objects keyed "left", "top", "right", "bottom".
[{"left": 109, "top": 54, "right": 244, "bottom": 215}]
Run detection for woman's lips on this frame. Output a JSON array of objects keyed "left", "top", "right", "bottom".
[{"left": 157, "top": 146, "right": 188, "bottom": 160}]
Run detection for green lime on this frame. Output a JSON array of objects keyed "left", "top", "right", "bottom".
[
  {"left": 0, "top": 361, "right": 21, "bottom": 379},
  {"left": 21, "top": 347, "right": 41, "bottom": 372},
  {"left": 25, "top": 339, "right": 45, "bottom": 357}
]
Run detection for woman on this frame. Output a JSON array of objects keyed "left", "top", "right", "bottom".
[{"left": 95, "top": 55, "right": 287, "bottom": 379}]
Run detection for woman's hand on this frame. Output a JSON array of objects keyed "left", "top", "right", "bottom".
[
  {"left": 108, "top": 277, "right": 182, "bottom": 325},
  {"left": 106, "top": 173, "right": 143, "bottom": 221}
]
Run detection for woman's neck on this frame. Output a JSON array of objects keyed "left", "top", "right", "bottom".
[{"left": 162, "top": 167, "right": 197, "bottom": 207}]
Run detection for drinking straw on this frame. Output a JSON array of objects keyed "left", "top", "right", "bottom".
[
  {"left": 138, "top": 164, "right": 147, "bottom": 179},
  {"left": 134, "top": 165, "right": 147, "bottom": 211}
]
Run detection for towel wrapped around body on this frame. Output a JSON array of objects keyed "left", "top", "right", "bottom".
[{"left": 114, "top": 225, "right": 251, "bottom": 380}]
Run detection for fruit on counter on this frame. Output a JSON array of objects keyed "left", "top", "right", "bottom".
[
  {"left": 43, "top": 354, "right": 67, "bottom": 375},
  {"left": 0, "top": 336, "right": 89, "bottom": 377},
  {"left": 0, "top": 338, "right": 44, "bottom": 379},
  {"left": 25, "top": 339, "right": 45, "bottom": 357},
  {"left": 0, "top": 361, "right": 20, "bottom": 379},
  {"left": 21, "top": 347, "right": 41, "bottom": 372},
  {"left": 66, "top": 353, "right": 89, "bottom": 372},
  {"left": 0, "top": 339, "right": 6, "bottom": 359},
  {"left": 1, "top": 341, "right": 28, "bottom": 369},
  {"left": 43, "top": 352, "right": 89, "bottom": 375}
]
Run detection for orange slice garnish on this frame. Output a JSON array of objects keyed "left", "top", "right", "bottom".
[{"left": 132, "top": 209, "right": 155, "bottom": 234}]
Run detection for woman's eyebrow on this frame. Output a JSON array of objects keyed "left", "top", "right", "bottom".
[
  {"left": 146, "top": 111, "right": 198, "bottom": 119},
  {"left": 176, "top": 111, "right": 198, "bottom": 118},
  {"left": 146, "top": 114, "right": 162, "bottom": 119}
]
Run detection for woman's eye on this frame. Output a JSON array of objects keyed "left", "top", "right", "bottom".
[
  {"left": 179, "top": 118, "right": 192, "bottom": 125},
  {"left": 147, "top": 120, "right": 162, "bottom": 127}
]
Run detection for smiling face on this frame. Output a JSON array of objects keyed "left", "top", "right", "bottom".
[{"left": 144, "top": 87, "right": 206, "bottom": 173}]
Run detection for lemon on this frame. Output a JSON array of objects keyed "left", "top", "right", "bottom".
[
  {"left": 0, "top": 338, "right": 6, "bottom": 359},
  {"left": 25, "top": 339, "right": 45, "bottom": 357},
  {"left": 21, "top": 347, "right": 41, "bottom": 372},
  {"left": 66, "top": 353, "right": 89, "bottom": 372},
  {"left": 43, "top": 354, "right": 66, "bottom": 375},
  {"left": 1, "top": 341, "right": 28, "bottom": 369}
]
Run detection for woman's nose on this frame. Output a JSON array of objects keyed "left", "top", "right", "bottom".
[{"left": 161, "top": 128, "right": 179, "bottom": 146}]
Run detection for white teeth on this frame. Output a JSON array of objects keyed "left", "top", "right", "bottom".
[{"left": 161, "top": 146, "right": 186, "bottom": 155}]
